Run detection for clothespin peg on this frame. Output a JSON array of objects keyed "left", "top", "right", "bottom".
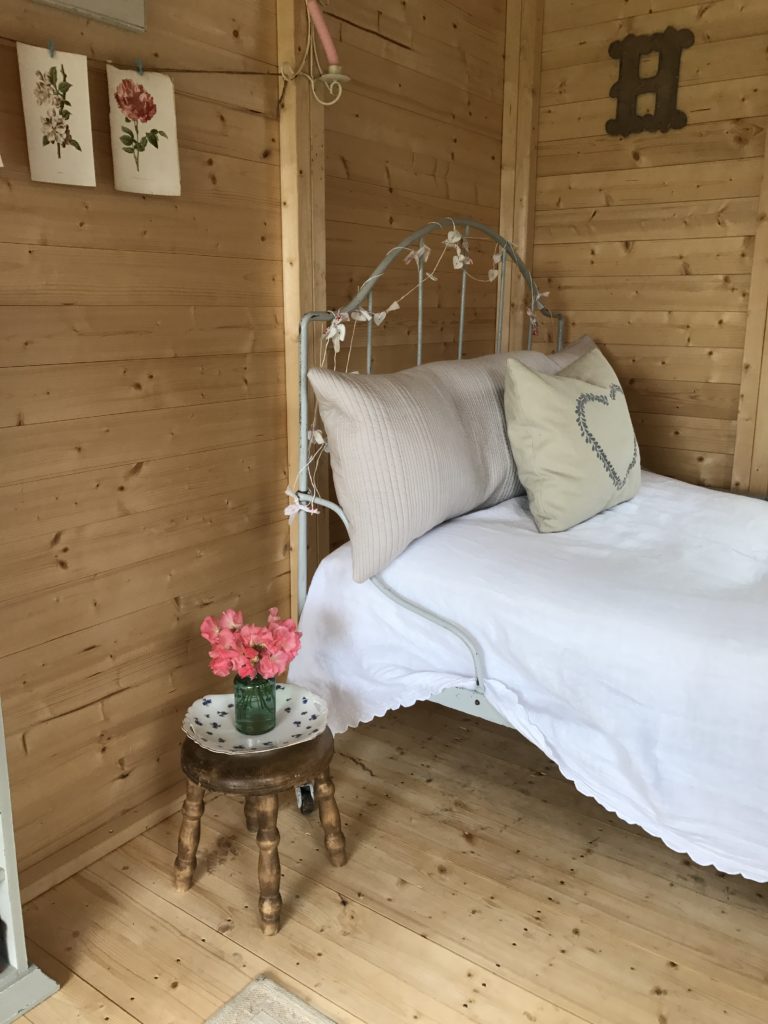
[
  {"left": 135, "top": 58, "right": 144, "bottom": 76},
  {"left": 47, "top": 40, "right": 56, "bottom": 58}
]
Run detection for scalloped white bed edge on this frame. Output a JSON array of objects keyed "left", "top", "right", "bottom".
[{"left": 289, "top": 471, "right": 768, "bottom": 882}]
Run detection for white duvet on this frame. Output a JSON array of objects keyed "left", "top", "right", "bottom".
[{"left": 290, "top": 472, "right": 768, "bottom": 881}]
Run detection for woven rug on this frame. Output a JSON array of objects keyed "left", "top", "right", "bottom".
[{"left": 205, "top": 977, "right": 336, "bottom": 1024}]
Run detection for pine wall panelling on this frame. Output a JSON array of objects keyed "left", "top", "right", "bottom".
[
  {"left": 0, "top": 0, "right": 289, "bottom": 897},
  {"left": 324, "top": 0, "right": 509, "bottom": 364},
  {"left": 533, "top": 0, "right": 768, "bottom": 490}
]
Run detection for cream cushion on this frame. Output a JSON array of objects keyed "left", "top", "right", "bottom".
[
  {"left": 309, "top": 338, "right": 594, "bottom": 582},
  {"left": 504, "top": 346, "right": 641, "bottom": 533}
]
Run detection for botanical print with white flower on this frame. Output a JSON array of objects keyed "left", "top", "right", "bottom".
[
  {"left": 34, "top": 64, "right": 82, "bottom": 158},
  {"left": 16, "top": 43, "right": 96, "bottom": 187},
  {"left": 106, "top": 66, "right": 181, "bottom": 196}
]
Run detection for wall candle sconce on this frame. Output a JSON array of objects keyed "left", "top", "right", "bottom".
[{"left": 281, "top": 0, "right": 350, "bottom": 106}]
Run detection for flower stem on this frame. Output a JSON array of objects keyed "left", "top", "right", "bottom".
[{"left": 133, "top": 121, "right": 140, "bottom": 171}]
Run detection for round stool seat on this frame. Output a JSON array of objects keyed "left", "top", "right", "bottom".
[{"left": 180, "top": 728, "right": 335, "bottom": 795}]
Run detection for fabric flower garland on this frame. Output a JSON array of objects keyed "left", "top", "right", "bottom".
[
  {"left": 319, "top": 227, "right": 486, "bottom": 346},
  {"left": 445, "top": 228, "right": 473, "bottom": 270},
  {"left": 527, "top": 287, "right": 550, "bottom": 337}
]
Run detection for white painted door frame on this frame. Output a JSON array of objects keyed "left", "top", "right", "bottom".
[{"left": 0, "top": 703, "right": 57, "bottom": 1023}]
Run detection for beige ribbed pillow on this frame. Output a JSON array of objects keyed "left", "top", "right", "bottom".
[
  {"left": 504, "top": 346, "right": 641, "bottom": 533},
  {"left": 309, "top": 339, "right": 594, "bottom": 582}
]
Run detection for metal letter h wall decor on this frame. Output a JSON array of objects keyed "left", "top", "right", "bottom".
[{"left": 606, "top": 26, "right": 693, "bottom": 137}]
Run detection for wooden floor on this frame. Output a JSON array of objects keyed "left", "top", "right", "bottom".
[{"left": 19, "top": 702, "right": 768, "bottom": 1024}]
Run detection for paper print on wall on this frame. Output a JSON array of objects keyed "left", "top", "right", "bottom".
[
  {"left": 16, "top": 43, "right": 96, "bottom": 187},
  {"left": 107, "top": 65, "right": 181, "bottom": 196}
]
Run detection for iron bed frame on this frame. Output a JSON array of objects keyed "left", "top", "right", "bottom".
[{"left": 295, "top": 217, "right": 564, "bottom": 715}]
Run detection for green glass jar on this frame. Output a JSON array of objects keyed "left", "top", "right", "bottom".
[{"left": 233, "top": 675, "right": 277, "bottom": 735}]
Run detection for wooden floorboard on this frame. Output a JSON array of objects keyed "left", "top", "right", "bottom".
[{"left": 22, "top": 702, "right": 768, "bottom": 1023}]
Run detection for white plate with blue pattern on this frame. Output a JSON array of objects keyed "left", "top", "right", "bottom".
[{"left": 182, "top": 683, "right": 328, "bottom": 755}]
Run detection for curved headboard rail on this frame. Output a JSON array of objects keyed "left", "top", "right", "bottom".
[
  {"left": 295, "top": 216, "right": 564, "bottom": 613},
  {"left": 331, "top": 216, "right": 561, "bottom": 334}
]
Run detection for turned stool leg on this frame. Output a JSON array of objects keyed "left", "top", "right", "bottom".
[
  {"left": 315, "top": 768, "right": 347, "bottom": 867},
  {"left": 174, "top": 780, "right": 205, "bottom": 892},
  {"left": 253, "top": 793, "right": 282, "bottom": 935},
  {"left": 244, "top": 794, "right": 259, "bottom": 833}
]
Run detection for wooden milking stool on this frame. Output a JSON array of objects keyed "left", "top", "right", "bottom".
[{"left": 174, "top": 727, "right": 347, "bottom": 935}]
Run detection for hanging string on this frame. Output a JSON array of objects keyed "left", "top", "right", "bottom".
[{"left": 0, "top": 34, "right": 282, "bottom": 75}]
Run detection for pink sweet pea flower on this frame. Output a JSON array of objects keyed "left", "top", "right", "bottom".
[
  {"left": 257, "top": 654, "right": 280, "bottom": 679},
  {"left": 218, "top": 608, "right": 244, "bottom": 631},
  {"left": 269, "top": 650, "right": 290, "bottom": 676},
  {"left": 266, "top": 608, "right": 282, "bottom": 627},
  {"left": 210, "top": 649, "right": 234, "bottom": 677},
  {"left": 231, "top": 652, "right": 256, "bottom": 679},
  {"left": 281, "top": 626, "right": 302, "bottom": 657},
  {"left": 200, "top": 615, "right": 220, "bottom": 643},
  {"left": 216, "top": 627, "right": 241, "bottom": 652},
  {"left": 269, "top": 619, "right": 302, "bottom": 660},
  {"left": 240, "top": 624, "right": 273, "bottom": 648}
]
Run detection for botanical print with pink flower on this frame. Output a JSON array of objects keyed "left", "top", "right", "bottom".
[
  {"left": 106, "top": 65, "right": 181, "bottom": 196},
  {"left": 114, "top": 78, "right": 167, "bottom": 171}
]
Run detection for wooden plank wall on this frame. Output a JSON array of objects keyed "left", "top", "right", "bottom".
[
  {"left": 324, "top": 0, "right": 509, "bottom": 369},
  {"left": 0, "top": 1, "right": 289, "bottom": 888},
  {"left": 532, "top": 0, "right": 768, "bottom": 489}
]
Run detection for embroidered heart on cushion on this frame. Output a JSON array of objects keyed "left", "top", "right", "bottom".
[{"left": 575, "top": 384, "right": 638, "bottom": 490}]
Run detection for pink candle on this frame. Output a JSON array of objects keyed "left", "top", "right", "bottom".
[{"left": 306, "top": 0, "right": 340, "bottom": 67}]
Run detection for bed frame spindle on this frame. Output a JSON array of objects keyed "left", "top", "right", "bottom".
[
  {"left": 457, "top": 232, "right": 468, "bottom": 359},
  {"left": 365, "top": 291, "right": 374, "bottom": 373},
  {"left": 416, "top": 255, "right": 425, "bottom": 365},
  {"left": 495, "top": 249, "right": 507, "bottom": 353}
]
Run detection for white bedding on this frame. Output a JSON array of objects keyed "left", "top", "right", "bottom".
[{"left": 289, "top": 472, "right": 768, "bottom": 881}]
